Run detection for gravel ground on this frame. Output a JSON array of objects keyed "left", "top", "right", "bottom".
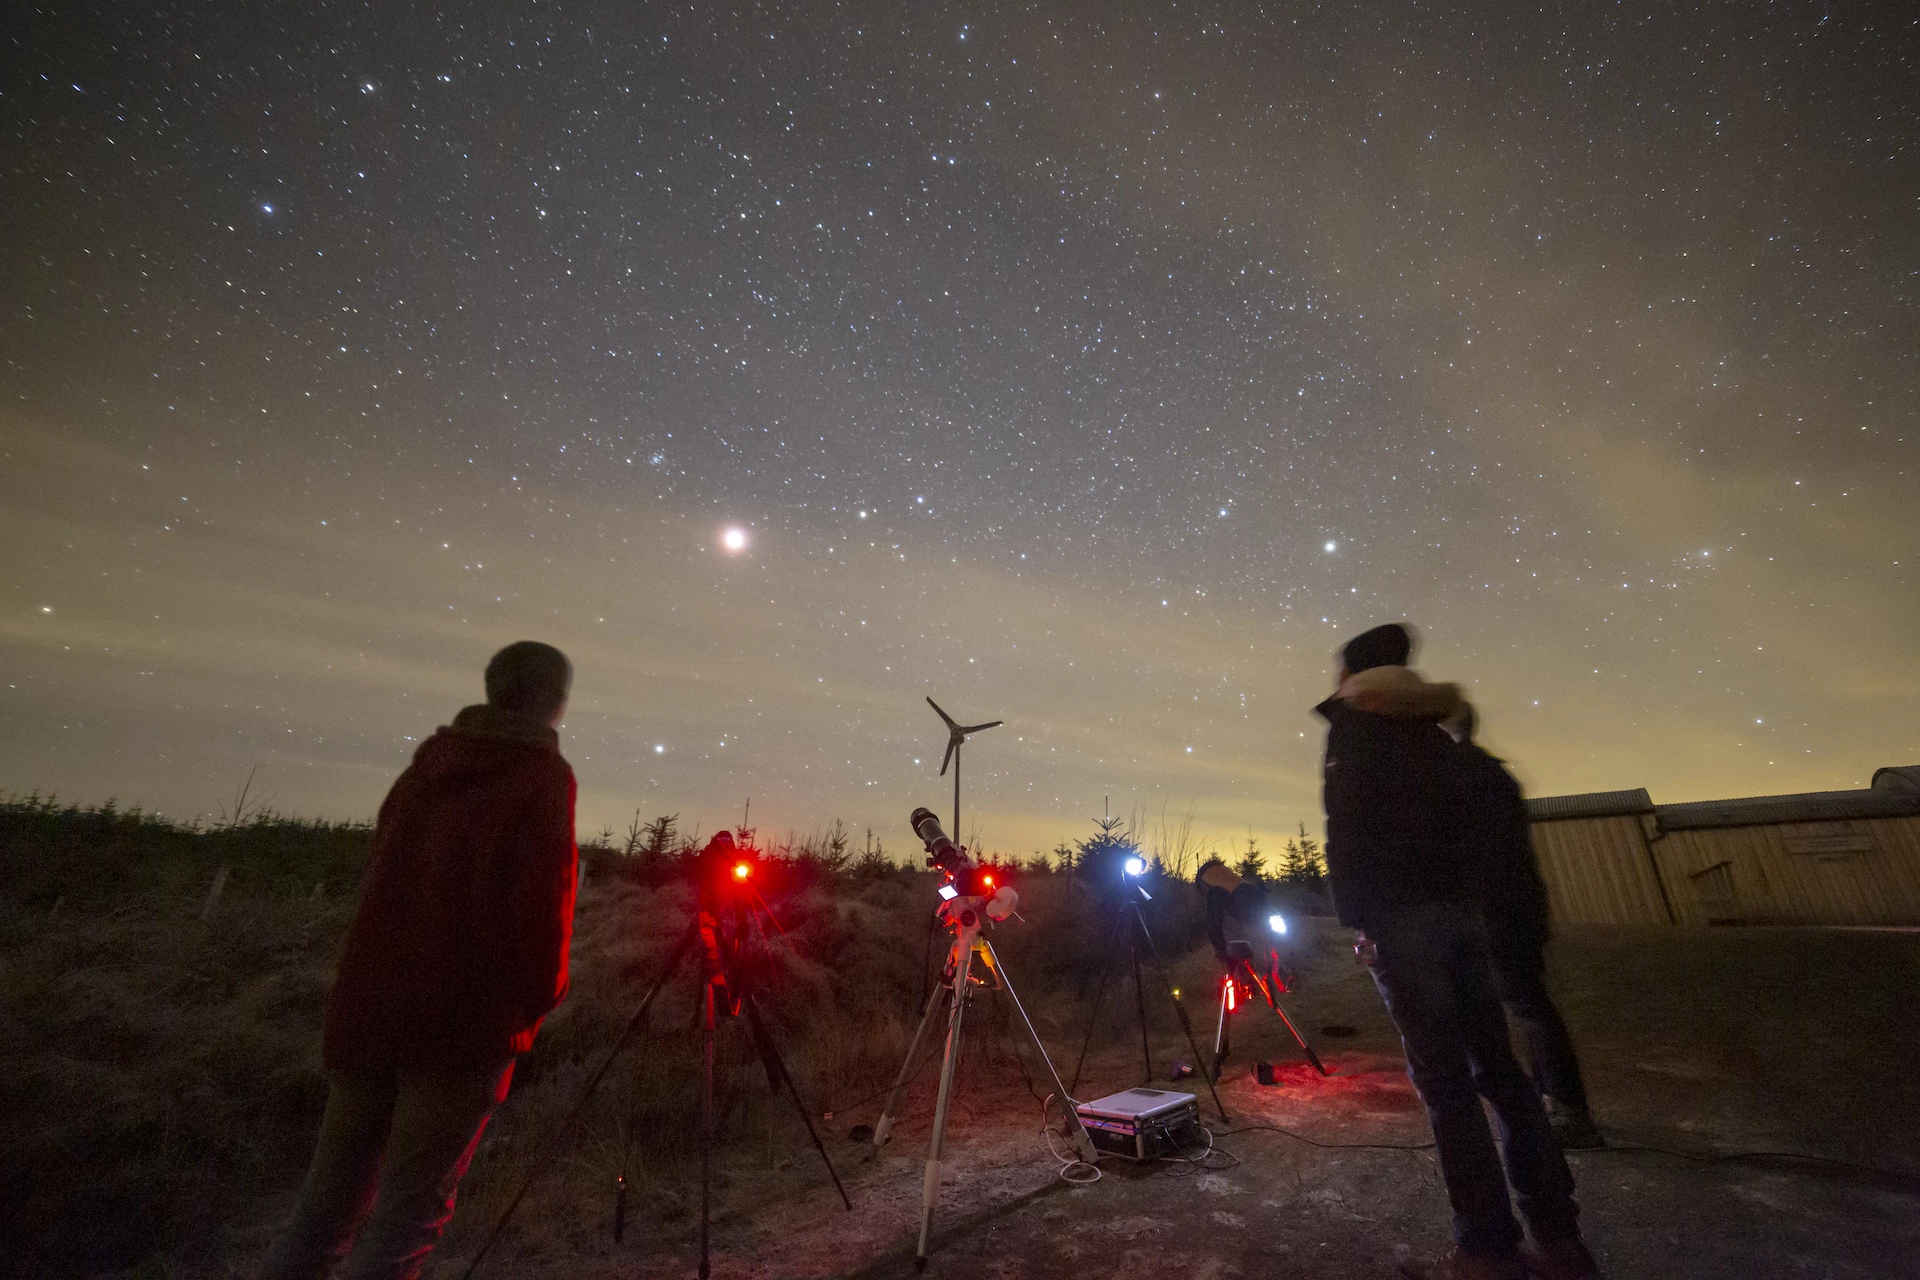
[{"left": 474, "top": 923, "right": 1920, "bottom": 1280}]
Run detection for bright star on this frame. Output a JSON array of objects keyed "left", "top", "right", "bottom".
[
  {"left": 1324, "top": 540, "right": 1338, "bottom": 553},
  {"left": 722, "top": 527, "right": 748, "bottom": 552}
]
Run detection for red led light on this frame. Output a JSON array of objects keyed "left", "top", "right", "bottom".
[
  {"left": 732, "top": 861, "right": 751, "bottom": 881},
  {"left": 1224, "top": 974, "right": 1237, "bottom": 1012}
]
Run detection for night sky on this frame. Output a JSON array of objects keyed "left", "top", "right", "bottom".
[{"left": 4, "top": 4, "right": 1914, "bottom": 859}]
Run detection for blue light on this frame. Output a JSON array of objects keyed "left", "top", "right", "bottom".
[
  {"left": 1268, "top": 913, "right": 1288, "bottom": 935},
  {"left": 1123, "top": 856, "right": 1146, "bottom": 877}
]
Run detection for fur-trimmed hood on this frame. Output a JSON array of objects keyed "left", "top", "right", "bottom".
[{"left": 1332, "top": 665, "right": 1466, "bottom": 723}]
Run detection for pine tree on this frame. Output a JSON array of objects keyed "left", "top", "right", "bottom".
[
  {"left": 638, "top": 813, "right": 678, "bottom": 862},
  {"left": 1232, "top": 830, "right": 1266, "bottom": 884},
  {"left": 1279, "top": 822, "right": 1327, "bottom": 889}
]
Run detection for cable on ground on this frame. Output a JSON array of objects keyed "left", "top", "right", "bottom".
[{"left": 1041, "top": 1091, "right": 1101, "bottom": 1185}]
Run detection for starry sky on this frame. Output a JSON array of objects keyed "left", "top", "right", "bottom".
[{"left": 3, "top": 3, "right": 1914, "bottom": 860}]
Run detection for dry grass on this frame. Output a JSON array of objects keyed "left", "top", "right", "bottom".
[{"left": 0, "top": 799, "right": 1246, "bottom": 1277}]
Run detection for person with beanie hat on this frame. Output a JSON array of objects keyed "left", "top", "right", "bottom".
[{"left": 1315, "top": 624, "right": 1598, "bottom": 1280}]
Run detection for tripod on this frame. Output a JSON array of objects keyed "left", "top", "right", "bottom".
[
  {"left": 1208, "top": 938, "right": 1328, "bottom": 1081},
  {"left": 463, "top": 861, "right": 850, "bottom": 1280},
  {"left": 869, "top": 894, "right": 1096, "bottom": 1270},
  {"left": 1068, "top": 895, "right": 1229, "bottom": 1123}
]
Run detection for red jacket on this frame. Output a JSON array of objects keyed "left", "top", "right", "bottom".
[{"left": 323, "top": 705, "right": 578, "bottom": 1071}]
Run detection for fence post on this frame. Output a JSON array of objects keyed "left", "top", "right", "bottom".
[{"left": 201, "top": 866, "right": 231, "bottom": 921}]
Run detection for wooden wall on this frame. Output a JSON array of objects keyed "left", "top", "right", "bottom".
[
  {"left": 1650, "top": 817, "right": 1920, "bottom": 927},
  {"left": 1530, "top": 815, "right": 1672, "bottom": 927}
]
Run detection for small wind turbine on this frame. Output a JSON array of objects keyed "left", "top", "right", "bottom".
[{"left": 927, "top": 697, "right": 1002, "bottom": 839}]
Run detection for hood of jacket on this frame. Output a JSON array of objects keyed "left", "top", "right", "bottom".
[
  {"left": 407, "top": 704, "right": 560, "bottom": 781},
  {"left": 1319, "top": 665, "right": 1466, "bottom": 723}
]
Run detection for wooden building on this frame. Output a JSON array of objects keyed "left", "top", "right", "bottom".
[{"left": 1524, "top": 765, "right": 1920, "bottom": 928}]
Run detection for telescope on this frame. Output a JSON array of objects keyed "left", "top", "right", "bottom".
[
  {"left": 910, "top": 806, "right": 1013, "bottom": 909},
  {"left": 1195, "top": 858, "right": 1327, "bottom": 1081}
]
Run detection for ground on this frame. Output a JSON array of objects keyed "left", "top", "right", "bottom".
[{"left": 434, "top": 924, "right": 1920, "bottom": 1280}]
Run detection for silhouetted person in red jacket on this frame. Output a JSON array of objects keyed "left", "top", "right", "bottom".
[{"left": 262, "top": 641, "right": 578, "bottom": 1280}]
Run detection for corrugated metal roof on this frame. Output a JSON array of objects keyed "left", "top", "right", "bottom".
[
  {"left": 1655, "top": 788, "right": 1920, "bottom": 831},
  {"left": 1873, "top": 765, "right": 1920, "bottom": 794},
  {"left": 1526, "top": 789, "right": 1654, "bottom": 821}
]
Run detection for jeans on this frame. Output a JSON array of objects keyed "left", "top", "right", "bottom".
[
  {"left": 1489, "top": 936, "right": 1591, "bottom": 1114},
  {"left": 1366, "top": 901, "right": 1578, "bottom": 1252},
  {"left": 260, "top": 1061, "right": 514, "bottom": 1280}
]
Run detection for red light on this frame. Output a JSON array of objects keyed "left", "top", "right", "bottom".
[
  {"left": 983, "top": 874, "right": 994, "bottom": 887},
  {"left": 732, "top": 861, "right": 751, "bottom": 881},
  {"left": 1224, "top": 974, "right": 1237, "bottom": 1012}
]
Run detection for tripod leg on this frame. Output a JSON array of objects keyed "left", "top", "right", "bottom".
[
  {"left": 1211, "top": 977, "right": 1230, "bottom": 1084},
  {"left": 699, "top": 976, "right": 716, "bottom": 1280},
  {"left": 872, "top": 983, "right": 949, "bottom": 1153},
  {"left": 1129, "top": 905, "right": 1230, "bottom": 1122},
  {"left": 982, "top": 939, "right": 1098, "bottom": 1165},
  {"left": 460, "top": 914, "right": 701, "bottom": 1280},
  {"left": 1067, "top": 951, "right": 1113, "bottom": 1097},
  {"left": 916, "top": 934, "right": 975, "bottom": 1269},
  {"left": 1129, "top": 928, "right": 1154, "bottom": 1084},
  {"left": 741, "top": 995, "right": 853, "bottom": 1210},
  {"left": 1269, "top": 996, "right": 1330, "bottom": 1076}
]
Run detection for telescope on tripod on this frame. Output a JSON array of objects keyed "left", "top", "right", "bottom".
[
  {"left": 1197, "top": 858, "right": 1328, "bottom": 1081},
  {"left": 867, "top": 704, "right": 1098, "bottom": 1270},
  {"left": 462, "top": 831, "right": 850, "bottom": 1280}
]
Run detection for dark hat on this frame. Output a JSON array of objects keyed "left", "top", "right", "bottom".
[{"left": 1341, "top": 623, "right": 1415, "bottom": 674}]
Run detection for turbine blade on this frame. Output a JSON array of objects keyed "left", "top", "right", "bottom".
[
  {"left": 940, "top": 739, "right": 957, "bottom": 776},
  {"left": 960, "top": 720, "right": 1003, "bottom": 734},
  {"left": 927, "top": 697, "right": 959, "bottom": 730}
]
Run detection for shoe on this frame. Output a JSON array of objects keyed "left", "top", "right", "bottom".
[
  {"left": 1549, "top": 1108, "right": 1605, "bottom": 1150},
  {"left": 1521, "top": 1236, "right": 1601, "bottom": 1279},
  {"left": 1399, "top": 1246, "right": 1526, "bottom": 1280}
]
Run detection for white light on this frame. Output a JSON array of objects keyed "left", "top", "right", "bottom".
[
  {"left": 262, "top": 203, "right": 273, "bottom": 213},
  {"left": 937, "top": 884, "right": 959, "bottom": 900},
  {"left": 653, "top": 744, "right": 665, "bottom": 754},
  {"left": 722, "top": 527, "right": 748, "bottom": 552},
  {"left": 1324, "top": 540, "right": 1337, "bottom": 553},
  {"left": 1123, "top": 856, "right": 1147, "bottom": 877},
  {"left": 1268, "top": 913, "right": 1288, "bottom": 935}
]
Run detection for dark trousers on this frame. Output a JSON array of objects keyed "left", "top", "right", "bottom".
[
  {"left": 1489, "top": 936, "right": 1590, "bottom": 1114},
  {"left": 260, "top": 1061, "right": 514, "bottom": 1280},
  {"left": 1367, "top": 901, "right": 1579, "bottom": 1253}
]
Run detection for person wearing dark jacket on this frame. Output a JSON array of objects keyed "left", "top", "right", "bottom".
[
  {"left": 1447, "top": 705, "right": 1603, "bottom": 1150},
  {"left": 1316, "top": 624, "right": 1597, "bottom": 1280},
  {"left": 261, "top": 641, "right": 578, "bottom": 1280}
]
